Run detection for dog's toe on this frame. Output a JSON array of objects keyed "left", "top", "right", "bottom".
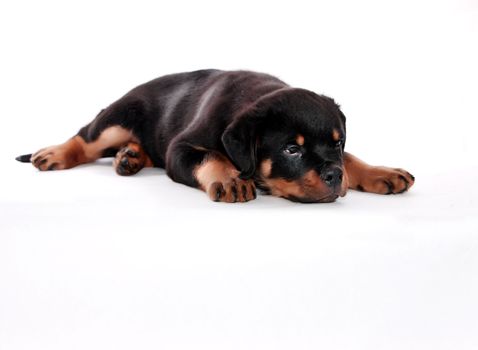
[
  {"left": 355, "top": 166, "right": 415, "bottom": 194},
  {"left": 206, "top": 178, "right": 256, "bottom": 203}
]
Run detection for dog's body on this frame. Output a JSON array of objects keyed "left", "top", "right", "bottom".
[{"left": 16, "top": 69, "right": 414, "bottom": 202}]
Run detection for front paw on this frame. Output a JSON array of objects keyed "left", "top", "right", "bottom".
[
  {"left": 356, "top": 167, "right": 415, "bottom": 194},
  {"left": 207, "top": 178, "right": 257, "bottom": 203}
]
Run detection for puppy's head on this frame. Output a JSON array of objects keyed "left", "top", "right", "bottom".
[{"left": 222, "top": 88, "right": 348, "bottom": 203}]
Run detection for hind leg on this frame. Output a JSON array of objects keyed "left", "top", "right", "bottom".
[
  {"left": 113, "top": 142, "right": 153, "bottom": 176},
  {"left": 31, "top": 126, "right": 137, "bottom": 171},
  {"left": 30, "top": 97, "right": 147, "bottom": 171}
]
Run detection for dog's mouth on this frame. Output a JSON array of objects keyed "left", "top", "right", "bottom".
[
  {"left": 255, "top": 176, "right": 347, "bottom": 203},
  {"left": 288, "top": 179, "right": 348, "bottom": 203},
  {"left": 319, "top": 193, "right": 341, "bottom": 203}
]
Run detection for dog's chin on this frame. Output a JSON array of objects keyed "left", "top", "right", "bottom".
[
  {"left": 316, "top": 194, "right": 340, "bottom": 203},
  {"left": 288, "top": 185, "right": 348, "bottom": 203},
  {"left": 286, "top": 193, "right": 339, "bottom": 203}
]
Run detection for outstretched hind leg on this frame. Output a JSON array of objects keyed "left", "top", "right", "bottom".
[
  {"left": 31, "top": 126, "right": 137, "bottom": 171},
  {"left": 113, "top": 142, "right": 153, "bottom": 176},
  {"left": 20, "top": 95, "right": 150, "bottom": 171}
]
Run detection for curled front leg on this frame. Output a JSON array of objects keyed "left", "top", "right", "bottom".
[
  {"left": 166, "top": 141, "right": 256, "bottom": 203},
  {"left": 195, "top": 153, "right": 256, "bottom": 202}
]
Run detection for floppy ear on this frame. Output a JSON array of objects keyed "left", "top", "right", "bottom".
[
  {"left": 222, "top": 88, "right": 287, "bottom": 179},
  {"left": 221, "top": 108, "right": 264, "bottom": 179}
]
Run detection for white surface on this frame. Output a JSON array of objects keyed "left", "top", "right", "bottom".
[{"left": 1, "top": 1, "right": 478, "bottom": 349}]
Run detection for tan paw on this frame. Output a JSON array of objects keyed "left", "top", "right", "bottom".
[
  {"left": 207, "top": 178, "right": 257, "bottom": 203},
  {"left": 356, "top": 167, "right": 415, "bottom": 194},
  {"left": 31, "top": 146, "right": 71, "bottom": 171},
  {"left": 30, "top": 137, "right": 87, "bottom": 171}
]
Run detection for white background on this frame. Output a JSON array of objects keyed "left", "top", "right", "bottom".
[{"left": 1, "top": 0, "right": 477, "bottom": 349}]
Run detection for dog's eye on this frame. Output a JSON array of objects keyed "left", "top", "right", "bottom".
[
  {"left": 284, "top": 144, "right": 302, "bottom": 156},
  {"left": 335, "top": 140, "right": 344, "bottom": 148}
]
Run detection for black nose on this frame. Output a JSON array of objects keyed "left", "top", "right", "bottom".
[{"left": 321, "top": 166, "right": 343, "bottom": 187}]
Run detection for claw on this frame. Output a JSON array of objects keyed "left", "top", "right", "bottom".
[{"left": 384, "top": 180, "right": 394, "bottom": 194}]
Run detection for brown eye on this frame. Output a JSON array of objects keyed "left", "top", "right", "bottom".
[
  {"left": 335, "top": 140, "right": 344, "bottom": 148},
  {"left": 284, "top": 144, "right": 301, "bottom": 156}
]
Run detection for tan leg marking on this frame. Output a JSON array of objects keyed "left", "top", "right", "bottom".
[
  {"left": 194, "top": 153, "right": 256, "bottom": 202},
  {"left": 344, "top": 152, "right": 415, "bottom": 194},
  {"left": 113, "top": 142, "right": 153, "bottom": 176},
  {"left": 31, "top": 126, "right": 136, "bottom": 171}
]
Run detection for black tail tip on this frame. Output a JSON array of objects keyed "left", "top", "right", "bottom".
[{"left": 16, "top": 154, "right": 32, "bottom": 163}]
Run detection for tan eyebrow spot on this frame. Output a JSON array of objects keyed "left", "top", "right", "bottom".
[
  {"left": 265, "top": 178, "right": 305, "bottom": 198},
  {"left": 332, "top": 129, "right": 341, "bottom": 142},
  {"left": 296, "top": 134, "right": 305, "bottom": 146}
]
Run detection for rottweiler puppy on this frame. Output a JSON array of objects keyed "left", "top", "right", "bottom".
[{"left": 16, "top": 69, "right": 414, "bottom": 203}]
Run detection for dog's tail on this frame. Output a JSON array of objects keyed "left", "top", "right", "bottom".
[{"left": 15, "top": 154, "right": 32, "bottom": 163}]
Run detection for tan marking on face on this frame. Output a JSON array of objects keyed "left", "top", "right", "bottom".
[
  {"left": 260, "top": 159, "right": 272, "bottom": 178},
  {"left": 296, "top": 134, "right": 305, "bottom": 146},
  {"left": 302, "top": 170, "right": 324, "bottom": 187},
  {"left": 302, "top": 170, "right": 330, "bottom": 196},
  {"left": 304, "top": 169, "right": 347, "bottom": 198},
  {"left": 332, "top": 129, "right": 340, "bottom": 142},
  {"left": 265, "top": 178, "right": 305, "bottom": 198},
  {"left": 263, "top": 169, "right": 345, "bottom": 202},
  {"left": 194, "top": 153, "right": 240, "bottom": 191}
]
